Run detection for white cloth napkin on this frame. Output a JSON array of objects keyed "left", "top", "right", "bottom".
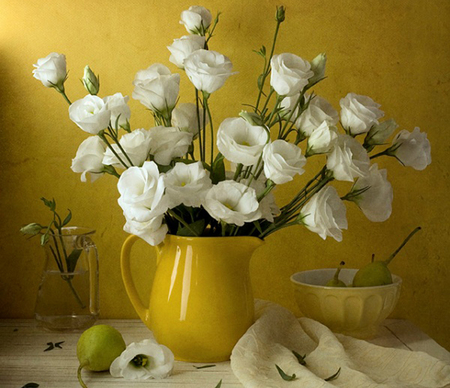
[{"left": 230, "top": 300, "right": 450, "bottom": 388}]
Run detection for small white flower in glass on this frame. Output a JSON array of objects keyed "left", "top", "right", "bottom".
[
  {"left": 110, "top": 338, "right": 174, "bottom": 380},
  {"left": 71, "top": 136, "right": 107, "bottom": 182},
  {"left": 69, "top": 95, "right": 111, "bottom": 135},
  {"left": 32, "top": 52, "right": 67, "bottom": 92},
  {"left": 301, "top": 186, "right": 348, "bottom": 241},
  {"left": 203, "top": 180, "right": 262, "bottom": 226},
  {"left": 340, "top": 93, "right": 384, "bottom": 136},
  {"left": 217, "top": 118, "right": 269, "bottom": 166}
]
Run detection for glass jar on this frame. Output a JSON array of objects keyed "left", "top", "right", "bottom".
[{"left": 34, "top": 227, "right": 99, "bottom": 331}]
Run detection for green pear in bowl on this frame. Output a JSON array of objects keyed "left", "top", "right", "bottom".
[
  {"left": 325, "top": 261, "right": 347, "bottom": 287},
  {"left": 353, "top": 226, "right": 421, "bottom": 287}
]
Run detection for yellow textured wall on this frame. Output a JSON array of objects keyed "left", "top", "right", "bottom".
[{"left": 1, "top": 0, "right": 449, "bottom": 350}]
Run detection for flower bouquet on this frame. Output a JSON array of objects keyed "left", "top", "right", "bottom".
[{"left": 32, "top": 5, "right": 431, "bottom": 247}]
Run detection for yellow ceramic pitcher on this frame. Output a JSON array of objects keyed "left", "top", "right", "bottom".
[{"left": 121, "top": 234, "right": 264, "bottom": 362}]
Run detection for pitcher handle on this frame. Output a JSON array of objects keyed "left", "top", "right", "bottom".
[{"left": 120, "top": 234, "right": 150, "bottom": 322}]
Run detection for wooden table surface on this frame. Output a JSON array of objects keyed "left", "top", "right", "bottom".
[{"left": 0, "top": 319, "right": 449, "bottom": 388}]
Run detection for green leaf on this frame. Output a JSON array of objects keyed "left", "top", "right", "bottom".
[
  {"left": 62, "top": 209, "right": 72, "bottom": 227},
  {"left": 292, "top": 350, "right": 307, "bottom": 366},
  {"left": 211, "top": 153, "right": 225, "bottom": 184},
  {"left": 253, "top": 220, "right": 263, "bottom": 234},
  {"left": 214, "top": 380, "right": 222, "bottom": 388},
  {"left": 275, "top": 364, "right": 297, "bottom": 381},
  {"left": 66, "top": 249, "right": 83, "bottom": 273},
  {"left": 22, "top": 383, "right": 39, "bottom": 388},
  {"left": 193, "top": 364, "right": 216, "bottom": 369},
  {"left": 257, "top": 74, "right": 264, "bottom": 90},
  {"left": 324, "top": 367, "right": 341, "bottom": 382},
  {"left": 40, "top": 197, "right": 56, "bottom": 212},
  {"left": 177, "top": 219, "right": 205, "bottom": 237},
  {"left": 44, "top": 342, "right": 54, "bottom": 352}
]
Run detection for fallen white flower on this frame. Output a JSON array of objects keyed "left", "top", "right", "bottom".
[{"left": 110, "top": 338, "right": 174, "bottom": 380}]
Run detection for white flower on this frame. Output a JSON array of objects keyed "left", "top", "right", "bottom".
[
  {"left": 364, "top": 119, "right": 398, "bottom": 149},
  {"left": 171, "top": 103, "right": 205, "bottom": 138},
  {"left": 148, "top": 126, "right": 193, "bottom": 165},
  {"left": 340, "top": 93, "right": 384, "bottom": 135},
  {"left": 117, "top": 161, "right": 167, "bottom": 222},
  {"left": 71, "top": 136, "right": 106, "bottom": 182},
  {"left": 68, "top": 95, "right": 111, "bottom": 135},
  {"left": 350, "top": 163, "right": 393, "bottom": 222},
  {"left": 203, "top": 180, "right": 262, "bottom": 226},
  {"left": 164, "top": 162, "right": 212, "bottom": 207},
  {"left": 327, "top": 134, "right": 370, "bottom": 182},
  {"left": 180, "top": 6, "right": 213, "bottom": 34},
  {"left": 391, "top": 127, "right": 431, "bottom": 170},
  {"left": 110, "top": 338, "right": 174, "bottom": 380},
  {"left": 240, "top": 175, "right": 279, "bottom": 222},
  {"left": 308, "top": 53, "right": 327, "bottom": 85},
  {"left": 270, "top": 53, "right": 314, "bottom": 96},
  {"left": 168, "top": 35, "right": 205, "bottom": 69},
  {"left": 123, "top": 215, "right": 168, "bottom": 246},
  {"left": 280, "top": 95, "right": 300, "bottom": 117},
  {"left": 32, "top": 52, "right": 67, "bottom": 90},
  {"left": 301, "top": 186, "right": 348, "bottom": 242},
  {"left": 295, "top": 95, "right": 339, "bottom": 136},
  {"left": 132, "top": 64, "right": 180, "bottom": 113},
  {"left": 262, "top": 140, "right": 306, "bottom": 184},
  {"left": 103, "top": 128, "right": 151, "bottom": 168},
  {"left": 217, "top": 118, "right": 268, "bottom": 166},
  {"left": 104, "top": 93, "right": 131, "bottom": 128},
  {"left": 184, "top": 49, "right": 234, "bottom": 94},
  {"left": 306, "top": 121, "right": 338, "bottom": 156}
]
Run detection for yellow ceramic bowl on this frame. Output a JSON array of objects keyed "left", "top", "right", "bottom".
[{"left": 290, "top": 269, "right": 402, "bottom": 339}]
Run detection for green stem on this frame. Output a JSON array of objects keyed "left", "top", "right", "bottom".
[
  {"left": 265, "top": 95, "right": 283, "bottom": 127},
  {"left": 203, "top": 93, "right": 214, "bottom": 166},
  {"left": 77, "top": 363, "right": 89, "bottom": 388},
  {"left": 255, "top": 19, "right": 282, "bottom": 112},
  {"left": 62, "top": 276, "right": 86, "bottom": 309},
  {"left": 279, "top": 91, "right": 305, "bottom": 138},
  {"left": 107, "top": 128, "right": 135, "bottom": 167},
  {"left": 385, "top": 226, "right": 422, "bottom": 265},
  {"left": 168, "top": 209, "right": 200, "bottom": 237},
  {"left": 99, "top": 133, "right": 129, "bottom": 168},
  {"left": 59, "top": 89, "right": 72, "bottom": 105},
  {"left": 195, "top": 89, "right": 204, "bottom": 161},
  {"left": 233, "top": 163, "right": 243, "bottom": 181}
]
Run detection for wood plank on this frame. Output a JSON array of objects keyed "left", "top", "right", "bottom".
[{"left": 1, "top": 319, "right": 448, "bottom": 387}]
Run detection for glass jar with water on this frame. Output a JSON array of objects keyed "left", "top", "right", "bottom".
[{"left": 34, "top": 226, "right": 99, "bottom": 331}]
